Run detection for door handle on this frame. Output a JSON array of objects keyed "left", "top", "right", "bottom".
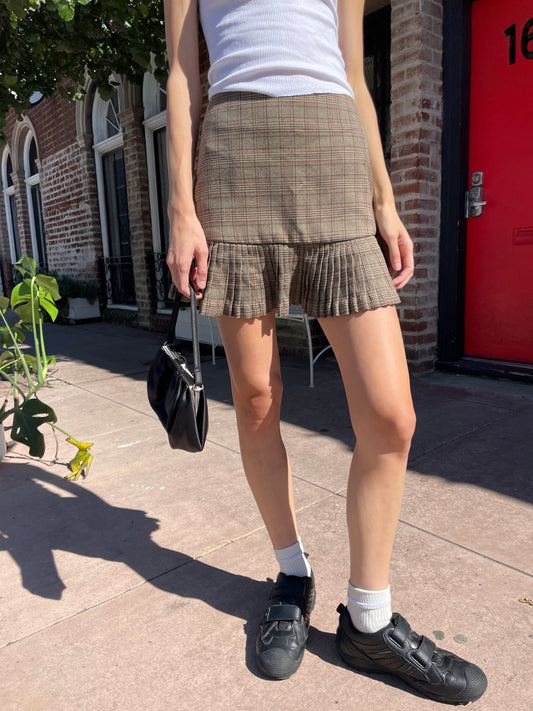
[{"left": 465, "top": 171, "right": 487, "bottom": 218}]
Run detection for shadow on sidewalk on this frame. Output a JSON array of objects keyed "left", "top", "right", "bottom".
[
  {"left": 0, "top": 463, "right": 273, "bottom": 676},
  {"left": 43, "top": 321, "right": 533, "bottom": 505},
  {"left": 0, "top": 462, "right": 482, "bottom": 700}
]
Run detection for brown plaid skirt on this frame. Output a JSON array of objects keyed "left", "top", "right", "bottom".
[{"left": 194, "top": 91, "right": 400, "bottom": 318}]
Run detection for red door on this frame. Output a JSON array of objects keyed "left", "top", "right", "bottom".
[{"left": 464, "top": 0, "right": 533, "bottom": 363}]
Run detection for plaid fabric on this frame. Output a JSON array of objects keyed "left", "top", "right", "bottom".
[
  {"left": 195, "top": 91, "right": 376, "bottom": 244},
  {"left": 199, "top": 238, "right": 400, "bottom": 318},
  {"left": 194, "top": 91, "right": 400, "bottom": 318}
]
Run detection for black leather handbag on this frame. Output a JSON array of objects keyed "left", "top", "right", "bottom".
[{"left": 147, "top": 284, "right": 208, "bottom": 452}]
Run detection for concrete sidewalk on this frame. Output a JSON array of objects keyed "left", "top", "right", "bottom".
[{"left": 0, "top": 321, "right": 531, "bottom": 711}]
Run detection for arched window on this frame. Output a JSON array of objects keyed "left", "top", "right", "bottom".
[
  {"left": 92, "top": 86, "right": 135, "bottom": 307},
  {"left": 143, "top": 71, "right": 169, "bottom": 309},
  {"left": 24, "top": 133, "right": 47, "bottom": 271},
  {"left": 1, "top": 148, "right": 22, "bottom": 272}
]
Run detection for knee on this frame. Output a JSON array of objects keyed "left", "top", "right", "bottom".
[
  {"left": 233, "top": 375, "right": 283, "bottom": 432},
  {"left": 365, "top": 405, "right": 416, "bottom": 455}
]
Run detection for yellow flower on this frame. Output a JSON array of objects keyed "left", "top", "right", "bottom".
[{"left": 64, "top": 437, "right": 94, "bottom": 481}]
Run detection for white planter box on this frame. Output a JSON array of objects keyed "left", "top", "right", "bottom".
[
  {"left": 67, "top": 297, "right": 101, "bottom": 321},
  {"left": 175, "top": 312, "right": 220, "bottom": 344},
  {"left": 0, "top": 424, "right": 6, "bottom": 461},
  {"left": 175, "top": 311, "right": 222, "bottom": 363}
]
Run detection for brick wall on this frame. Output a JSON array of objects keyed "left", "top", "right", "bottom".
[
  {"left": 0, "top": 5, "right": 445, "bottom": 365},
  {"left": 0, "top": 92, "right": 103, "bottom": 285},
  {"left": 390, "top": 0, "right": 443, "bottom": 370},
  {"left": 39, "top": 139, "right": 102, "bottom": 280}
]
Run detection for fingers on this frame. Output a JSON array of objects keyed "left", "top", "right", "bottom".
[
  {"left": 166, "top": 248, "right": 194, "bottom": 297},
  {"left": 166, "top": 213, "right": 209, "bottom": 298},
  {"left": 387, "top": 239, "right": 402, "bottom": 274},
  {"left": 193, "top": 244, "right": 209, "bottom": 293},
  {"left": 391, "top": 229, "right": 414, "bottom": 289},
  {"left": 187, "top": 243, "right": 209, "bottom": 298},
  {"left": 167, "top": 248, "right": 209, "bottom": 298},
  {"left": 380, "top": 225, "right": 414, "bottom": 290}
]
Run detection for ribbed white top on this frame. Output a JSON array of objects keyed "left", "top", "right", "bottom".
[{"left": 198, "top": 0, "right": 354, "bottom": 99}]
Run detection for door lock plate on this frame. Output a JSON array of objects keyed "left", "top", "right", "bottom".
[{"left": 465, "top": 172, "right": 487, "bottom": 218}]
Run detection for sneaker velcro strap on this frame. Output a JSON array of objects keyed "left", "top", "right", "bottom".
[
  {"left": 265, "top": 604, "right": 303, "bottom": 623},
  {"left": 412, "top": 637, "right": 436, "bottom": 667},
  {"left": 389, "top": 614, "right": 412, "bottom": 646}
]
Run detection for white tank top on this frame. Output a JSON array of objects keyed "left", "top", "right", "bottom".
[{"left": 198, "top": 0, "right": 354, "bottom": 100}]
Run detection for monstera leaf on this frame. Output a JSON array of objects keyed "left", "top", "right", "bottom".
[
  {"left": 1, "top": 254, "right": 94, "bottom": 480},
  {"left": 10, "top": 399, "right": 57, "bottom": 458}
]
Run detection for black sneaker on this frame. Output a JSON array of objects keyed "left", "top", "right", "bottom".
[
  {"left": 336, "top": 604, "right": 487, "bottom": 705},
  {"left": 256, "top": 572, "right": 315, "bottom": 680}
]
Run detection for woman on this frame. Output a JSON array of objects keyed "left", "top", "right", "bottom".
[{"left": 163, "top": 0, "right": 487, "bottom": 703}]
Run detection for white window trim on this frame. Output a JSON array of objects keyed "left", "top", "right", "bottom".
[
  {"left": 1, "top": 148, "right": 20, "bottom": 268},
  {"left": 143, "top": 111, "right": 167, "bottom": 256},
  {"left": 93, "top": 133, "right": 138, "bottom": 311},
  {"left": 92, "top": 88, "right": 137, "bottom": 310},
  {"left": 144, "top": 110, "right": 169, "bottom": 312},
  {"left": 93, "top": 131, "right": 123, "bottom": 264},
  {"left": 23, "top": 131, "right": 44, "bottom": 270}
]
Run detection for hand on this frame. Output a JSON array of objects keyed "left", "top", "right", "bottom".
[
  {"left": 374, "top": 205, "right": 414, "bottom": 289},
  {"left": 166, "top": 210, "right": 209, "bottom": 298}
]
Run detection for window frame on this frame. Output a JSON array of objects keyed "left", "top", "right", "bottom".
[
  {"left": 92, "top": 87, "right": 137, "bottom": 310},
  {"left": 1, "top": 147, "right": 22, "bottom": 269},
  {"left": 143, "top": 69, "right": 170, "bottom": 312},
  {"left": 23, "top": 132, "right": 47, "bottom": 271}
]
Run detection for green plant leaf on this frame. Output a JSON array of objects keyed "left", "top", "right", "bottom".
[
  {"left": 14, "top": 254, "right": 36, "bottom": 279},
  {"left": 10, "top": 282, "right": 24, "bottom": 309},
  {"left": 11, "top": 324, "right": 27, "bottom": 342},
  {"left": 0, "top": 350, "right": 19, "bottom": 374},
  {"left": 0, "top": 350, "right": 14, "bottom": 366},
  {"left": 13, "top": 303, "right": 34, "bottom": 323},
  {"left": 3, "top": 74, "right": 18, "bottom": 88},
  {"left": 0, "top": 327, "right": 14, "bottom": 348},
  {"left": 10, "top": 399, "right": 57, "bottom": 458},
  {"left": 21, "top": 354, "right": 39, "bottom": 372},
  {"left": 39, "top": 295, "right": 59, "bottom": 322},
  {"left": 35, "top": 274, "right": 60, "bottom": 301},
  {"left": 57, "top": 2, "right": 75, "bottom": 22},
  {"left": 0, "top": 296, "right": 9, "bottom": 311}
]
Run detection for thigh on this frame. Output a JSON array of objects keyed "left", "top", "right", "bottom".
[
  {"left": 216, "top": 310, "right": 282, "bottom": 399},
  {"left": 318, "top": 306, "right": 414, "bottom": 438}
]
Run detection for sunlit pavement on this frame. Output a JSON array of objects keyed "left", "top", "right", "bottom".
[{"left": 1, "top": 321, "right": 531, "bottom": 711}]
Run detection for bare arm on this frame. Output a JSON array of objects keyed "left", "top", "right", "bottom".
[
  {"left": 164, "top": 0, "right": 208, "bottom": 296},
  {"left": 338, "top": 0, "right": 413, "bottom": 289}
]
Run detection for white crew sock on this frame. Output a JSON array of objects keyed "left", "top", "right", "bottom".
[
  {"left": 347, "top": 581, "right": 392, "bottom": 634},
  {"left": 274, "top": 536, "right": 312, "bottom": 577}
]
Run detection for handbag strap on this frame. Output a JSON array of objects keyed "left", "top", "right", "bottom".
[{"left": 165, "top": 283, "right": 204, "bottom": 389}]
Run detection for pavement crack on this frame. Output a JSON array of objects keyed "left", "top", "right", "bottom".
[
  {"left": 408, "top": 410, "right": 526, "bottom": 466},
  {"left": 55, "top": 379, "right": 159, "bottom": 421},
  {"left": 332, "top": 488, "right": 533, "bottom": 578},
  {"left": 398, "top": 519, "right": 533, "bottom": 578}
]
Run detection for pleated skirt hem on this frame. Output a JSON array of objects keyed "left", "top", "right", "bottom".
[{"left": 198, "top": 236, "right": 400, "bottom": 319}]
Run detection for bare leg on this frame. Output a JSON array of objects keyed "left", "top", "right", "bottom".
[
  {"left": 318, "top": 305, "right": 416, "bottom": 590},
  {"left": 327, "top": 307, "right": 488, "bottom": 703},
  {"left": 216, "top": 311, "right": 298, "bottom": 549}
]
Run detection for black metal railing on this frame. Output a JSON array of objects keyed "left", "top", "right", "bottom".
[
  {"left": 98, "top": 255, "right": 136, "bottom": 306},
  {"left": 147, "top": 251, "right": 173, "bottom": 308}
]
